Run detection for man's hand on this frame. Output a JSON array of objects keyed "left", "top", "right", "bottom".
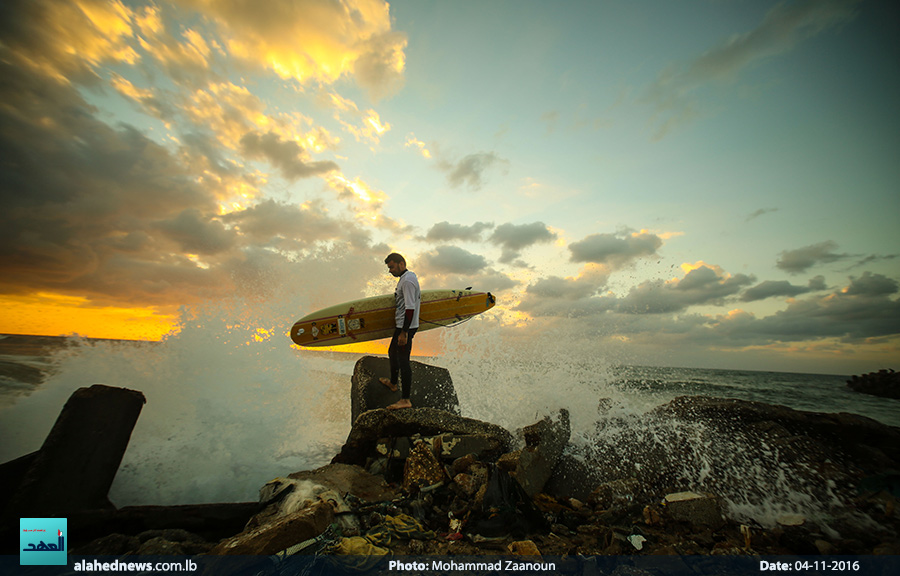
[{"left": 398, "top": 331, "right": 408, "bottom": 347}]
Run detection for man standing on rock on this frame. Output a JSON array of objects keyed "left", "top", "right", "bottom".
[{"left": 381, "top": 252, "right": 420, "bottom": 410}]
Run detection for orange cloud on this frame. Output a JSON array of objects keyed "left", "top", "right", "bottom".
[
  {"left": 325, "top": 173, "right": 388, "bottom": 210},
  {"left": 184, "top": 0, "right": 407, "bottom": 98},
  {"left": 679, "top": 260, "right": 726, "bottom": 277}
]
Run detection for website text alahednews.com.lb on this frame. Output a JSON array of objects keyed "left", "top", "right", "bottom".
[{"left": 71, "top": 559, "right": 198, "bottom": 572}]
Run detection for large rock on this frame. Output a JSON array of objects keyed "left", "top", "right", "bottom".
[
  {"left": 332, "top": 407, "right": 514, "bottom": 467},
  {"left": 4, "top": 384, "right": 146, "bottom": 517},
  {"left": 662, "top": 491, "right": 726, "bottom": 529},
  {"left": 647, "top": 396, "right": 900, "bottom": 510},
  {"left": 653, "top": 395, "right": 900, "bottom": 467},
  {"left": 847, "top": 369, "right": 900, "bottom": 400},
  {"left": 510, "top": 409, "right": 570, "bottom": 498},
  {"left": 350, "top": 356, "right": 459, "bottom": 423},
  {"left": 0, "top": 451, "right": 37, "bottom": 512},
  {"left": 545, "top": 395, "right": 900, "bottom": 508}
]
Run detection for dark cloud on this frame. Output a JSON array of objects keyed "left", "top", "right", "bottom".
[
  {"left": 0, "top": 0, "right": 132, "bottom": 86},
  {"left": 524, "top": 275, "right": 602, "bottom": 301},
  {"left": 843, "top": 272, "right": 898, "bottom": 297},
  {"left": 424, "top": 221, "right": 495, "bottom": 243},
  {"left": 514, "top": 269, "right": 613, "bottom": 318},
  {"left": 741, "top": 276, "right": 826, "bottom": 302},
  {"left": 488, "top": 222, "right": 557, "bottom": 264},
  {"left": 851, "top": 253, "right": 900, "bottom": 269},
  {"left": 0, "top": 48, "right": 371, "bottom": 307},
  {"left": 240, "top": 131, "right": 339, "bottom": 180},
  {"left": 221, "top": 199, "right": 368, "bottom": 249},
  {"left": 518, "top": 272, "right": 900, "bottom": 352},
  {"left": 420, "top": 246, "right": 489, "bottom": 275},
  {"left": 730, "top": 286, "right": 900, "bottom": 344},
  {"left": 617, "top": 266, "right": 754, "bottom": 314},
  {"left": 0, "top": 58, "right": 216, "bottom": 302},
  {"left": 418, "top": 247, "right": 516, "bottom": 292},
  {"left": 181, "top": 132, "right": 241, "bottom": 178},
  {"left": 777, "top": 241, "right": 849, "bottom": 273},
  {"left": 628, "top": 274, "right": 900, "bottom": 346},
  {"left": 156, "top": 209, "right": 236, "bottom": 255},
  {"left": 568, "top": 231, "right": 662, "bottom": 267},
  {"left": 438, "top": 152, "right": 509, "bottom": 190}
]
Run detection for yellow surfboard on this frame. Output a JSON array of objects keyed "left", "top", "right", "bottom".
[{"left": 290, "top": 289, "right": 496, "bottom": 347}]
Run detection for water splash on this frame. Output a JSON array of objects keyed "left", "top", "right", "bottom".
[
  {"left": 0, "top": 252, "right": 380, "bottom": 505},
  {"left": 437, "top": 316, "right": 854, "bottom": 529}
]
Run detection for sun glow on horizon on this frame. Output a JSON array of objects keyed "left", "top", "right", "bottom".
[{"left": 0, "top": 292, "right": 178, "bottom": 341}]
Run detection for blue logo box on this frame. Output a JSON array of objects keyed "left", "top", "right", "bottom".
[{"left": 20, "top": 518, "right": 67, "bottom": 566}]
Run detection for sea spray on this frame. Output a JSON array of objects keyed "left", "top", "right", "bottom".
[
  {"left": 437, "top": 314, "right": 626, "bottom": 435},
  {"left": 436, "top": 317, "right": 849, "bottom": 529},
  {"left": 0, "top": 251, "right": 382, "bottom": 505}
]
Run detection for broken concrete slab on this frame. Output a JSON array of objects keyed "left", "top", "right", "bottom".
[
  {"left": 350, "top": 356, "right": 459, "bottom": 423},
  {"left": 663, "top": 491, "right": 726, "bottom": 529},
  {"left": 543, "top": 452, "right": 605, "bottom": 502},
  {"left": 332, "top": 407, "right": 514, "bottom": 467},
  {"left": 5, "top": 384, "right": 145, "bottom": 517},
  {"left": 522, "top": 410, "right": 571, "bottom": 453},
  {"left": 509, "top": 409, "right": 571, "bottom": 498}
]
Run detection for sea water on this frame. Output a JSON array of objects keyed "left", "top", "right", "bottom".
[{"left": 0, "top": 304, "right": 897, "bottom": 529}]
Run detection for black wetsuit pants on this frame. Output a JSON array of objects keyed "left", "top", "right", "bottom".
[{"left": 388, "top": 327, "right": 417, "bottom": 399}]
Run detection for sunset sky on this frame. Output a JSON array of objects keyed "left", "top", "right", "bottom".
[{"left": 1, "top": 0, "right": 897, "bottom": 373}]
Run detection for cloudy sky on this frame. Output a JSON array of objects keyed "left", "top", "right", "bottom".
[{"left": 1, "top": 0, "right": 897, "bottom": 374}]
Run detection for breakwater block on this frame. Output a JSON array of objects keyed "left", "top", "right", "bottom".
[
  {"left": 5, "top": 384, "right": 146, "bottom": 517},
  {"left": 333, "top": 407, "right": 513, "bottom": 468},
  {"left": 350, "top": 356, "right": 460, "bottom": 424}
]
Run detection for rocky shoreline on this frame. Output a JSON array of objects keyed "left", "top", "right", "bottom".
[
  {"left": 2, "top": 356, "right": 898, "bottom": 563},
  {"left": 847, "top": 369, "right": 900, "bottom": 399}
]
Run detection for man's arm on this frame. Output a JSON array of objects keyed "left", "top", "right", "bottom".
[{"left": 402, "top": 308, "right": 414, "bottom": 332}]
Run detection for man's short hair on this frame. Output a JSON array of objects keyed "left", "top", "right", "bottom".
[{"left": 384, "top": 252, "right": 406, "bottom": 265}]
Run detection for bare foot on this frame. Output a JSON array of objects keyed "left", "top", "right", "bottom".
[
  {"left": 379, "top": 377, "right": 398, "bottom": 392},
  {"left": 387, "top": 399, "right": 412, "bottom": 410}
]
